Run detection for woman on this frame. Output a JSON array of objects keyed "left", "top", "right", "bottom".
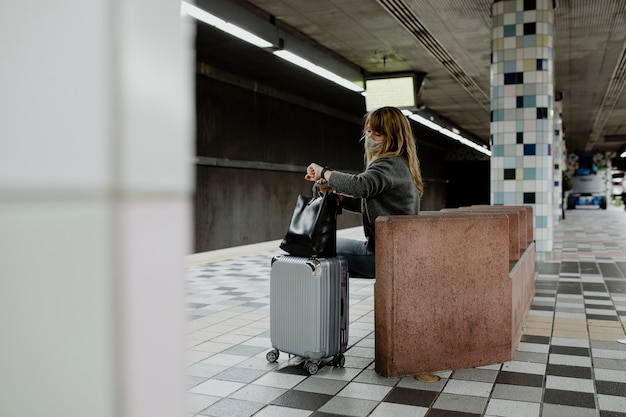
[{"left": 305, "top": 106, "right": 423, "bottom": 278}]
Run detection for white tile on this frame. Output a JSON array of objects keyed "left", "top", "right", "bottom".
[
  {"left": 594, "top": 368, "right": 626, "bottom": 383},
  {"left": 485, "top": 398, "right": 540, "bottom": 417},
  {"left": 517, "top": 342, "right": 550, "bottom": 354},
  {"left": 189, "top": 379, "right": 245, "bottom": 397},
  {"left": 502, "top": 361, "right": 546, "bottom": 375},
  {"left": 294, "top": 378, "right": 348, "bottom": 395},
  {"left": 0, "top": 199, "right": 118, "bottom": 415},
  {"left": 252, "top": 373, "right": 307, "bottom": 389},
  {"left": 443, "top": 379, "right": 493, "bottom": 397},
  {"left": 186, "top": 393, "right": 220, "bottom": 414},
  {"left": 551, "top": 338, "right": 590, "bottom": 348},
  {"left": 337, "top": 382, "right": 393, "bottom": 401},
  {"left": 369, "top": 402, "right": 428, "bottom": 417},
  {"left": 228, "top": 384, "right": 286, "bottom": 403},
  {"left": 241, "top": 336, "right": 273, "bottom": 348},
  {"left": 545, "top": 375, "right": 594, "bottom": 393},
  {"left": 591, "top": 349, "right": 626, "bottom": 360},
  {"left": 585, "top": 309, "right": 617, "bottom": 316},
  {"left": 253, "top": 405, "right": 313, "bottom": 417},
  {"left": 598, "top": 394, "right": 626, "bottom": 413},
  {"left": 310, "top": 366, "right": 362, "bottom": 381},
  {"left": 548, "top": 354, "right": 592, "bottom": 367},
  {"left": 201, "top": 353, "right": 248, "bottom": 367}
]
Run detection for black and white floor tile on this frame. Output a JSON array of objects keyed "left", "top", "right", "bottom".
[{"left": 186, "top": 206, "right": 626, "bottom": 417}]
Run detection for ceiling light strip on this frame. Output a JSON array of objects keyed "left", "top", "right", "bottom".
[
  {"left": 402, "top": 110, "right": 491, "bottom": 156},
  {"left": 181, "top": 1, "right": 272, "bottom": 48},
  {"left": 181, "top": 1, "right": 364, "bottom": 93},
  {"left": 273, "top": 50, "right": 364, "bottom": 92}
]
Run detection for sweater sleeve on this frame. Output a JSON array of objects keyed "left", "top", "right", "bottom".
[{"left": 327, "top": 158, "right": 397, "bottom": 198}]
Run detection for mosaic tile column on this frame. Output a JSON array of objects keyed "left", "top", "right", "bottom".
[
  {"left": 553, "top": 99, "right": 565, "bottom": 223},
  {"left": 491, "top": 0, "right": 555, "bottom": 252}
]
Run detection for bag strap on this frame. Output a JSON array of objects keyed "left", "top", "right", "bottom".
[{"left": 310, "top": 184, "right": 342, "bottom": 215}]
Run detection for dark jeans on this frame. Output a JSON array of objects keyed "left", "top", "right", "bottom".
[{"left": 336, "top": 237, "right": 375, "bottom": 278}]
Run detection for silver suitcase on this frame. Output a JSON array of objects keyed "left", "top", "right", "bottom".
[{"left": 266, "top": 255, "right": 349, "bottom": 375}]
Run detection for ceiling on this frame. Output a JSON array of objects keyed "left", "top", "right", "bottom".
[{"left": 196, "top": 0, "right": 626, "bottom": 156}]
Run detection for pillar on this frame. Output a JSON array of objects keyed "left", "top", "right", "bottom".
[
  {"left": 553, "top": 99, "right": 565, "bottom": 223},
  {"left": 491, "top": 0, "right": 555, "bottom": 251},
  {"left": 0, "top": 1, "right": 193, "bottom": 416}
]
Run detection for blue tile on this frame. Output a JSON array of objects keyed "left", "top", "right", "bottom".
[
  {"left": 504, "top": 24, "right": 516, "bottom": 37},
  {"left": 505, "top": 60, "right": 517, "bottom": 73},
  {"left": 492, "top": 109, "right": 505, "bottom": 122},
  {"left": 536, "top": 216, "right": 548, "bottom": 228},
  {"left": 523, "top": 35, "right": 537, "bottom": 47},
  {"left": 503, "top": 192, "right": 517, "bottom": 204},
  {"left": 524, "top": 144, "right": 536, "bottom": 155},
  {"left": 524, "top": 96, "right": 537, "bottom": 108},
  {"left": 524, "top": 168, "right": 537, "bottom": 179}
]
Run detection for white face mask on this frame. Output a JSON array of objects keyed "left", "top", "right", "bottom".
[{"left": 365, "top": 136, "right": 383, "bottom": 153}]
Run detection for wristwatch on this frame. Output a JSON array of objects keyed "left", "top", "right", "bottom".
[{"left": 320, "top": 166, "right": 330, "bottom": 180}]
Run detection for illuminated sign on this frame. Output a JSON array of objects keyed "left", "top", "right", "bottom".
[{"left": 365, "top": 73, "right": 425, "bottom": 111}]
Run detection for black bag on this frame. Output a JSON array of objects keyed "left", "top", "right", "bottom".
[{"left": 280, "top": 189, "right": 341, "bottom": 258}]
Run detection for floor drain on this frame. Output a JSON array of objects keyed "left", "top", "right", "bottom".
[{"left": 415, "top": 373, "right": 441, "bottom": 382}]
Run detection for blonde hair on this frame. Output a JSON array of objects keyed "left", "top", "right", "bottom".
[{"left": 363, "top": 107, "right": 424, "bottom": 197}]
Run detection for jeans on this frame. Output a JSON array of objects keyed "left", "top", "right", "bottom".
[{"left": 336, "top": 237, "right": 375, "bottom": 278}]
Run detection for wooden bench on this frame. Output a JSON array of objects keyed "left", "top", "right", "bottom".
[{"left": 374, "top": 206, "right": 535, "bottom": 377}]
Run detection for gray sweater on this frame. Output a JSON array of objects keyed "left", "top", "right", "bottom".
[{"left": 328, "top": 156, "right": 420, "bottom": 252}]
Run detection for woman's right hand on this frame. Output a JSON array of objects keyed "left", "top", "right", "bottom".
[{"left": 305, "top": 163, "right": 322, "bottom": 182}]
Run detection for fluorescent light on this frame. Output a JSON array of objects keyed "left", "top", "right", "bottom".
[
  {"left": 179, "top": 1, "right": 363, "bottom": 92},
  {"left": 407, "top": 112, "right": 491, "bottom": 156},
  {"left": 408, "top": 113, "right": 444, "bottom": 131},
  {"left": 180, "top": 2, "right": 223, "bottom": 25},
  {"left": 273, "top": 49, "right": 364, "bottom": 92},
  {"left": 180, "top": 1, "right": 273, "bottom": 48},
  {"left": 220, "top": 22, "right": 273, "bottom": 48}
]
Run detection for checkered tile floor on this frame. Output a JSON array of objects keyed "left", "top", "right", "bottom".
[{"left": 186, "top": 205, "right": 626, "bottom": 417}]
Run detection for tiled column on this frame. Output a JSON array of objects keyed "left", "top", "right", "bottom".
[
  {"left": 491, "top": 0, "right": 555, "bottom": 252},
  {"left": 553, "top": 99, "right": 565, "bottom": 223}
]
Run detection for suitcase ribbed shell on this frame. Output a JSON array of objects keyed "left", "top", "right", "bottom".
[{"left": 270, "top": 256, "right": 348, "bottom": 360}]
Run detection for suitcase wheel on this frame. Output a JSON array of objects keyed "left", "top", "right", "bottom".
[
  {"left": 266, "top": 349, "right": 279, "bottom": 363},
  {"left": 331, "top": 353, "right": 345, "bottom": 368},
  {"left": 303, "top": 360, "right": 319, "bottom": 375}
]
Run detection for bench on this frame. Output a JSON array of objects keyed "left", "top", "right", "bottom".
[{"left": 374, "top": 206, "right": 535, "bottom": 377}]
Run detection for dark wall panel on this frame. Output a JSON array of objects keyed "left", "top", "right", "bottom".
[
  {"left": 196, "top": 74, "right": 365, "bottom": 170},
  {"left": 195, "top": 166, "right": 361, "bottom": 252},
  {"left": 445, "top": 160, "right": 490, "bottom": 208},
  {"left": 194, "top": 75, "right": 458, "bottom": 252}
]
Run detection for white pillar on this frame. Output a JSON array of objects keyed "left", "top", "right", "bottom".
[{"left": 0, "top": 1, "right": 194, "bottom": 416}]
